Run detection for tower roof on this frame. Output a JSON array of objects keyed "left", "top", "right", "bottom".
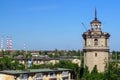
[{"left": 90, "top": 8, "right": 101, "bottom": 24}]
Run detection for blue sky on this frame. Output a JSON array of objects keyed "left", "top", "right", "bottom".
[{"left": 0, "top": 0, "right": 120, "bottom": 51}]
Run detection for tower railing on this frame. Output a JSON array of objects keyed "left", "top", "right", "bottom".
[{"left": 84, "top": 46, "right": 109, "bottom": 49}]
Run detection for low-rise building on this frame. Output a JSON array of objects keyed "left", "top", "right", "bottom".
[
  {"left": 15, "top": 56, "right": 81, "bottom": 66},
  {"left": 0, "top": 68, "right": 72, "bottom": 80}
]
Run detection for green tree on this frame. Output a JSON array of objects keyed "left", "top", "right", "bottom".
[
  {"left": 91, "top": 65, "right": 98, "bottom": 74},
  {"left": 0, "top": 56, "right": 24, "bottom": 70},
  {"left": 82, "top": 66, "right": 89, "bottom": 80},
  {"left": 82, "top": 65, "right": 105, "bottom": 80},
  {"left": 54, "top": 60, "right": 80, "bottom": 80},
  {"left": 104, "top": 62, "right": 120, "bottom": 80}
]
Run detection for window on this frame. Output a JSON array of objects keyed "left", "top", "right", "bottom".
[
  {"left": 105, "top": 39, "right": 107, "bottom": 46},
  {"left": 20, "top": 74, "right": 28, "bottom": 80},
  {"left": 101, "top": 41, "right": 103, "bottom": 47},
  {"left": 85, "top": 39, "right": 86, "bottom": 46},
  {"left": 35, "top": 73, "right": 43, "bottom": 80},
  {"left": 94, "top": 39, "right": 98, "bottom": 46},
  {"left": 88, "top": 41, "right": 90, "bottom": 46},
  {"left": 95, "top": 53, "right": 97, "bottom": 57}
]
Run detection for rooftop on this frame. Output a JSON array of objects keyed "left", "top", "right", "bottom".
[{"left": 0, "top": 68, "right": 71, "bottom": 75}]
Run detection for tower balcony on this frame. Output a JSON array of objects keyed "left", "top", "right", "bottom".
[{"left": 83, "top": 46, "right": 109, "bottom": 52}]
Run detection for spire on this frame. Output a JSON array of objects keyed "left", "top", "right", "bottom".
[
  {"left": 95, "top": 8, "right": 97, "bottom": 20},
  {"left": 90, "top": 8, "right": 101, "bottom": 24}
]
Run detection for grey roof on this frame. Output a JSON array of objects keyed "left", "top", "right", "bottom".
[{"left": 0, "top": 68, "right": 71, "bottom": 75}]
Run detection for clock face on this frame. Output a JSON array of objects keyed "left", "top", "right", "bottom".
[{"left": 94, "top": 25, "right": 98, "bottom": 30}]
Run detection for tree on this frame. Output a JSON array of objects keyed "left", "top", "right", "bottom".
[
  {"left": 82, "top": 66, "right": 89, "bottom": 80},
  {"left": 0, "top": 50, "right": 5, "bottom": 57},
  {"left": 104, "top": 62, "right": 120, "bottom": 80},
  {"left": 82, "top": 65, "right": 105, "bottom": 80},
  {"left": 54, "top": 60, "right": 80, "bottom": 80},
  {"left": 0, "top": 56, "right": 24, "bottom": 70},
  {"left": 80, "top": 55, "right": 84, "bottom": 78},
  {"left": 91, "top": 65, "right": 98, "bottom": 74}
]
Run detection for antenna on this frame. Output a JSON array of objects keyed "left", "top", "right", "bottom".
[
  {"left": 81, "top": 23, "right": 87, "bottom": 31},
  {"left": 0, "top": 37, "right": 3, "bottom": 50},
  {"left": 95, "top": 8, "right": 97, "bottom": 20},
  {"left": 6, "top": 36, "right": 12, "bottom": 50}
]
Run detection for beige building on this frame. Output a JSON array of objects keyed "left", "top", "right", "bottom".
[
  {"left": 82, "top": 9, "right": 110, "bottom": 72},
  {"left": 0, "top": 68, "right": 71, "bottom": 80},
  {"left": 15, "top": 56, "right": 81, "bottom": 67}
]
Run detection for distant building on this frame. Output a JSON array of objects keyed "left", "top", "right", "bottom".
[
  {"left": 82, "top": 9, "right": 110, "bottom": 72},
  {"left": 15, "top": 55, "right": 81, "bottom": 67},
  {"left": 0, "top": 68, "right": 72, "bottom": 80}
]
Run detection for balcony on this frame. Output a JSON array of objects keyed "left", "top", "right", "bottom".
[
  {"left": 84, "top": 46, "right": 109, "bottom": 49},
  {"left": 83, "top": 46, "right": 109, "bottom": 52}
]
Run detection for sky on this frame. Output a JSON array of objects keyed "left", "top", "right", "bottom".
[{"left": 0, "top": 0, "right": 120, "bottom": 51}]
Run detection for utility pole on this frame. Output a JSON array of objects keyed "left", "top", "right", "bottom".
[
  {"left": 81, "top": 23, "right": 87, "bottom": 31},
  {"left": 24, "top": 43, "right": 27, "bottom": 70},
  {"left": 116, "top": 52, "right": 117, "bottom": 62}
]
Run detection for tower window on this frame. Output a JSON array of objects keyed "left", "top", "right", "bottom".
[
  {"left": 101, "top": 41, "right": 103, "bottom": 47},
  {"left": 94, "top": 39, "right": 98, "bottom": 46},
  {"left": 85, "top": 39, "right": 86, "bottom": 46},
  {"left": 95, "top": 53, "right": 97, "bottom": 57},
  {"left": 105, "top": 39, "right": 107, "bottom": 46}
]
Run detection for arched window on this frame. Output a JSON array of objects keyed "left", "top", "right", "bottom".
[
  {"left": 85, "top": 39, "right": 86, "bottom": 46},
  {"left": 95, "top": 53, "right": 97, "bottom": 57},
  {"left": 94, "top": 39, "right": 98, "bottom": 46},
  {"left": 105, "top": 39, "right": 107, "bottom": 46}
]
